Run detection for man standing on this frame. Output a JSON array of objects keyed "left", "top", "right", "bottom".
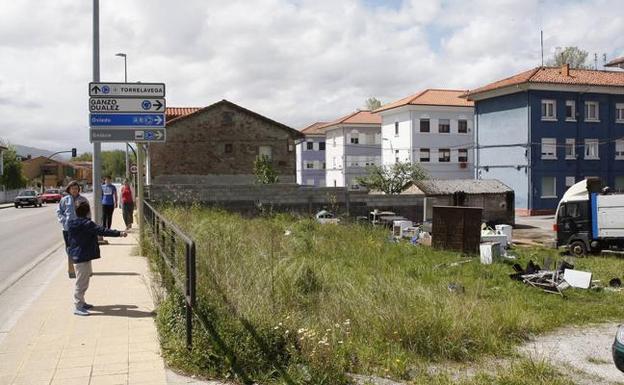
[
  {"left": 56, "top": 180, "right": 90, "bottom": 278},
  {"left": 101, "top": 175, "right": 117, "bottom": 229}
]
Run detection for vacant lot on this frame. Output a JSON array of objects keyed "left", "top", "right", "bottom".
[{"left": 146, "top": 206, "right": 624, "bottom": 385}]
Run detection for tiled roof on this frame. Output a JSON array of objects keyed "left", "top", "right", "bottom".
[
  {"left": 375, "top": 89, "right": 473, "bottom": 113},
  {"left": 464, "top": 66, "right": 624, "bottom": 99},
  {"left": 606, "top": 56, "right": 624, "bottom": 67},
  {"left": 299, "top": 122, "right": 328, "bottom": 135},
  {"left": 317, "top": 110, "right": 381, "bottom": 131},
  {"left": 165, "top": 107, "right": 201, "bottom": 122},
  {"left": 405, "top": 179, "right": 512, "bottom": 195}
]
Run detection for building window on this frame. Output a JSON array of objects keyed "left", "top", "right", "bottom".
[
  {"left": 259, "top": 145, "right": 272, "bottom": 160},
  {"left": 306, "top": 141, "right": 313, "bottom": 150},
  {"left": 541, "top": 100, "right": 556, "bottom": 120},
  {"left": 584, "top": 139, "right": 599, "bottom": 159},
  {"left": 616, "top": 103, "right": 624, "bottom": 123},
  {"left": 615, "top": 176, "right": 624, "bottom": 193},
  {"left": 458, "top": 120, "right": 468, "bottom": 133},
  {"left": 565, "top": 176, "right": 576, "bottom": 189},
  {"left": 319, "top": 141, "right": 326, "bottom": 151},
  {"left": 350, "top": 131, "right": 359, "bottom": 144},
  {"left": 420, "top": 119, "right": 430, "bottom": 133},
  {"left": 541, "top": 176, "right": 557, "bottom": 198},
  {"left": 616, "top": 139, "right": 624, "bottom": 160},
  {"left": 438, "top": 119, "right": 450, "bottom": 133},
  {"left": 565, "top": 100, "right": 576, "bottom": 121},
  {"left": 458, "top": 149, "right": 468, "bottom": 163},
  {"left": 322, "top": 162, "right": 326, "bottom": 169},
  {"left": 306, "top": 162, "right": 314, "bottom": 169},
  {"left": 394, "top": 122, "right": 399, "bottom": 136},
  {"left": 394, "top": 150, "right": 399, "bottom": 163},
  {"left": 439, "top": 148, "right": 450, "bottom": 162},
  {"left": 419, "top": 148, "right": 430, "bottom": 162},
  {"left": 224, "top": 143, "right": 233, "bottom": 154},
  {"left": 541, "top": 138, "right": 556, "bottom": 159},
  {"left": 584, "top": 101, "right": 599, "bottom": 121},
  {"left": 565, "top": 138, "right": 576, "bottom": 160}
]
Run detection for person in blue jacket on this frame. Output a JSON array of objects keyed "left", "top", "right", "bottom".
[
  {"left": 101, "top": 175, "right": 117, "bottom": 229},
  {"left": 56, "top": 180, "right": 90, "bottom": 278},
  {"left": 67, "top": 200, "right": 127, "bottom": 316}
]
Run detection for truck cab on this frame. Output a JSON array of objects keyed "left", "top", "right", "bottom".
[{"left": 555, "top": 178, "right": 624, "bottom": 255}]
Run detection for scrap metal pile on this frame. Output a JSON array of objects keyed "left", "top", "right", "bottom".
[{"left": 509, "top": 260, "right": 589, "bottom": 296}]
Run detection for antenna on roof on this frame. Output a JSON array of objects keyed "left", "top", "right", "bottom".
[{"left": 540, "top": 30, "right": 544, "bottom": 66}]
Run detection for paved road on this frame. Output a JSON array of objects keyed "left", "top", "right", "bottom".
[{"left": 0, "top": 202, "right": 65, "bottom": 286}]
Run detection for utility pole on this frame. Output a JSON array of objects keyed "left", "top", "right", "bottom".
[
  {"left": 92, "top": 0, "right": 102, "bottom": 224},
  {"left": 115, "top": 53, "right": 130, "bottom": 181}
]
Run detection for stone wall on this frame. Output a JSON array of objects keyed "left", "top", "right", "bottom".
[
  {"left": 148, "top": 183, "right": 425, "bottom": 221},
  {"left": 150, "top": 101, "right": 301, "bottom": 181}
]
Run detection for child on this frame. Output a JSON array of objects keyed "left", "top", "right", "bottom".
[{"left": 67, "top": 201, "right": 127, "bottom": 316}]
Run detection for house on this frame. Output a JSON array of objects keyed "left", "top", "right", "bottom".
[
  {"left": 318, "top": 110, "right": 381, "bottom": 189},
  {"left": 296, "top": 122, "right": 327, "bottom": 186},
  {"left": 464, "top": 64, "right": 624, "bottom": 215},
  {"left": 150, "top": 100, "right": 304, "bottom": 184},
  {"left": 375, "top": 89, "right": 475, "bottom": 179},
  {"left": 403, "top": 179, "right": 515, "bottom": 225},
  {"left": 21, "top": 156, "right": 84, "bottom": 188}
]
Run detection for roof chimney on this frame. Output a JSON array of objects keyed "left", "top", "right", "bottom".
[{"left": 561, "top": 63, "right": 570, "bottom": 77}]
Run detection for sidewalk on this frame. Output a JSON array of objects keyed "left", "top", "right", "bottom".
[{"left": 0, "top": 210, "right": 167, "bottom": 385}]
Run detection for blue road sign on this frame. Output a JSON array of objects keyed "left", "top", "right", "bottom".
[{"left": 90, "top": 113, "right": 165, "bottom": 127}]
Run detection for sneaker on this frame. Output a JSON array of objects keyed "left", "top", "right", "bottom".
[
  {"left": 74, "top": 307, "right": 90, "bottom": 316},
  {"left": 83, "top": 303, "right": 94, "bottom": 310}
]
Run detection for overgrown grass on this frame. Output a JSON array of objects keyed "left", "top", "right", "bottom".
[{"left": 146, "top": 206, "right": 624, "bottom": 384}]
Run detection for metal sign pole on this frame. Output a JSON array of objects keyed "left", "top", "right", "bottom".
[
  {"left": 137, "top": 143, "right": 145, "bottom": 248},
  {"left": 92, "top": 0, "right": 102, "bottom": 224}
]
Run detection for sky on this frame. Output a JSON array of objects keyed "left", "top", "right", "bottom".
[{"left": 0, "top": 0, "right": 623, "bottom": 154}]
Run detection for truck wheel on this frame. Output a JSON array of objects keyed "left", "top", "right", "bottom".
[{"left": 569, "top": 240, "right": 587, "bottom": 256}]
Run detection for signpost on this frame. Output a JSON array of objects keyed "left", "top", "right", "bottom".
[{"left": 89, "top": 81, "right": 166, "bottom": 243}]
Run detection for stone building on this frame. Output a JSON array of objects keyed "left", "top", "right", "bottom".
[{"left": 151, "top": 100, "right": 303, "bottom": 184}]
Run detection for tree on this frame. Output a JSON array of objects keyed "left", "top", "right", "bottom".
[
  {"left": 548, "top": 46, "right": 590, "bottom": 69},
  {"left": 253, "top": 155, "right": 279, "bottom": 184},
  {"left": 365, "top": 97, "right": 382, "bottom": 111},
  {"left": 0, "top": 145, "right": 27, "bottom": 190},
  {"left": 355, "top": 161, "right": 428, "bottom": 194},
  {"left": 101, "top": 150, "right": 126, "bottom": 179},
  {"left": 72, "top": 152, "right": 93, "bottom": 161}
]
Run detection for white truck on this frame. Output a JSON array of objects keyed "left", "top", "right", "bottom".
[{"left": 554, "top": 178, "right": 624, "bottom": 255}]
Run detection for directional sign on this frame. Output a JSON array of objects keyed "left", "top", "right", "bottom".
[
  {"left": 89, "top": 98, "right": 165, "bottom": 113},
  {"left": 90, "top": 128, "right": 166, "bottom": 143},
  {"left": 89, "top": 82, "right": 165, "bottom": 97},
  {"left": 90, "top": 113, "right": 165, "bottom": 127}
]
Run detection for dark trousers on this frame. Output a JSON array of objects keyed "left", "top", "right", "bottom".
[
  {"left": 102, "top": 204, "right": 114, "bottom": 229},
  {"left": 122, "top": 202, "right": 134, "bottom": 227}
]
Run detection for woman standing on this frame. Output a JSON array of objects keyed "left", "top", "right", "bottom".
[
  {"left": 56, "top": 181, "right": 90, "bottom": 278},
  {"left": 120, "top": 179, "right": 134, "bottom": 230}
]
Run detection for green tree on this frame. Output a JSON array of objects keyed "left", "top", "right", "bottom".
[
  {"left": 356, "top": 161, "right": 428, "bottom": 194},
  {"left": 101, "top": 150, "right": 127, "bottom": 179},
  {"left": 1, "top": 145, "right": 27, "bottom": 189},
  {"left": 365, "top": 97, "right": 382, "bottom": 110},
  {"left": 72, "top": 152, "right": 93, "bottom": 161},
  {"left": 548, "top": 46, "right": 590, "bottom": 69},
  {"left": 253, "top": 155, "right": 279, "bottom": 184}
]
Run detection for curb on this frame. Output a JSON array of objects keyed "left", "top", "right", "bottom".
[
  {"left": 0, "top": 241, "right": 64, "bottom": 296},
  {"left": 0, "top": 205, "right": 14, "bottom": 210}
]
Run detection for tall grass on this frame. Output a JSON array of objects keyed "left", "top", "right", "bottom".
[{"left": 148, "top": 206, "right": 624, "bottom": 384}]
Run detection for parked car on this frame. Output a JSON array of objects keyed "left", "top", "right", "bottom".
[
  {"left": 14, "top": 190, "right": 43, "bottom": 208},
  {"left": 41, "top": 188, "right": 62, "bottom": 203},
  {"left": 613, "top": 325, "right": 624, "bottom": 372}
]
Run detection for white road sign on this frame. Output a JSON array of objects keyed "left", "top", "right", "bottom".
[
  {"left": 89, "top": 82, "right": 165, "bottom": 97},
  {"left": 89, "top": 98, "right": 165, "bottom": 113}
]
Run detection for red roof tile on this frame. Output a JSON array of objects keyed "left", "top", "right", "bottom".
[
  {"left": 165, "top": 107, "right": 201, "bottom": 122},
  {"left": 299, "top": 122, "right": 328, "bottom": 135},
  {"left": 606, "top": 56, "right": 624, "bottom": 68},
  {"left": 465, "top": 66, "right": 624, "bottom": 99},
  {"left": 375, "top": 89, "right": 473, "bottom": 113},
  {"left": 317, "top": 110, "right": 381, "bottom": 131}
]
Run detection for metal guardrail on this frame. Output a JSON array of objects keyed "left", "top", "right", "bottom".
[{"left": 143, "top": 201, "right": 196, "bottom": 349}]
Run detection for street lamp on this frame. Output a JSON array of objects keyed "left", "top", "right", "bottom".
[{"left": 115, "top": 52, "right": 127, "bottom": 82}]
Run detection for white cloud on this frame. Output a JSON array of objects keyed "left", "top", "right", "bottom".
[{"left": 0, "top": 0, "right": 622, "bottom": 153}]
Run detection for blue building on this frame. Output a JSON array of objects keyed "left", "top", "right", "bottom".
[
  {"left": 465, "top": 65, "right": 624, "bottom": 215},
  {"left": 296, "top": 122, "right": 327, "bottom": 186}
]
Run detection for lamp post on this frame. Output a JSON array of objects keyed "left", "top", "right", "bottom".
[{"left": 115, "top": 53, "right": 131, "bottom": 181}]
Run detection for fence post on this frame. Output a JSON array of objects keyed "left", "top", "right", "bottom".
[{"left": 185, "top": 242, "right": 193, "bottom": 350}]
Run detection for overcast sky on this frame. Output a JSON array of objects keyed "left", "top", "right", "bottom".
[{"left": 0, "top": 0, "right": 623, "bottom": 153}]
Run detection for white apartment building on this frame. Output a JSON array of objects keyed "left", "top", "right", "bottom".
[
  {"left": 318, "top": 110, "right": 381, "bottom": 189},
  {"left": 376, "top": 89, "right": 475, "bottom": 179}
]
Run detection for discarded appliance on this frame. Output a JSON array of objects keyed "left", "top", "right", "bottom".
[
  {"left": 315, "top": 210, "right": 339, "bottom": 224},
  {"left": 393, "top": 220, "right": 413, "bottom": 238},
  {"left": 481, "top": 233, "right": 508, "bottom": 254},
  {"left": 509, "top": 260, "right": 586, "bottom": 296},
  {"left": 369, "top": 210, "right": 396, "bottom": 226},
  {"left": 479, "top": 242, "right": 501, "bottom": 264},
  {"left": 495, "top": 224, "right": 513, "bottom": 244},
  {"left": 563, "top": 269, "right": 592, "bottom": 289}
]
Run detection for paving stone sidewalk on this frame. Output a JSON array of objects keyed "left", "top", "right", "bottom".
[{"left": 0, "top": 210, "right": 166, "bottom": 385}]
